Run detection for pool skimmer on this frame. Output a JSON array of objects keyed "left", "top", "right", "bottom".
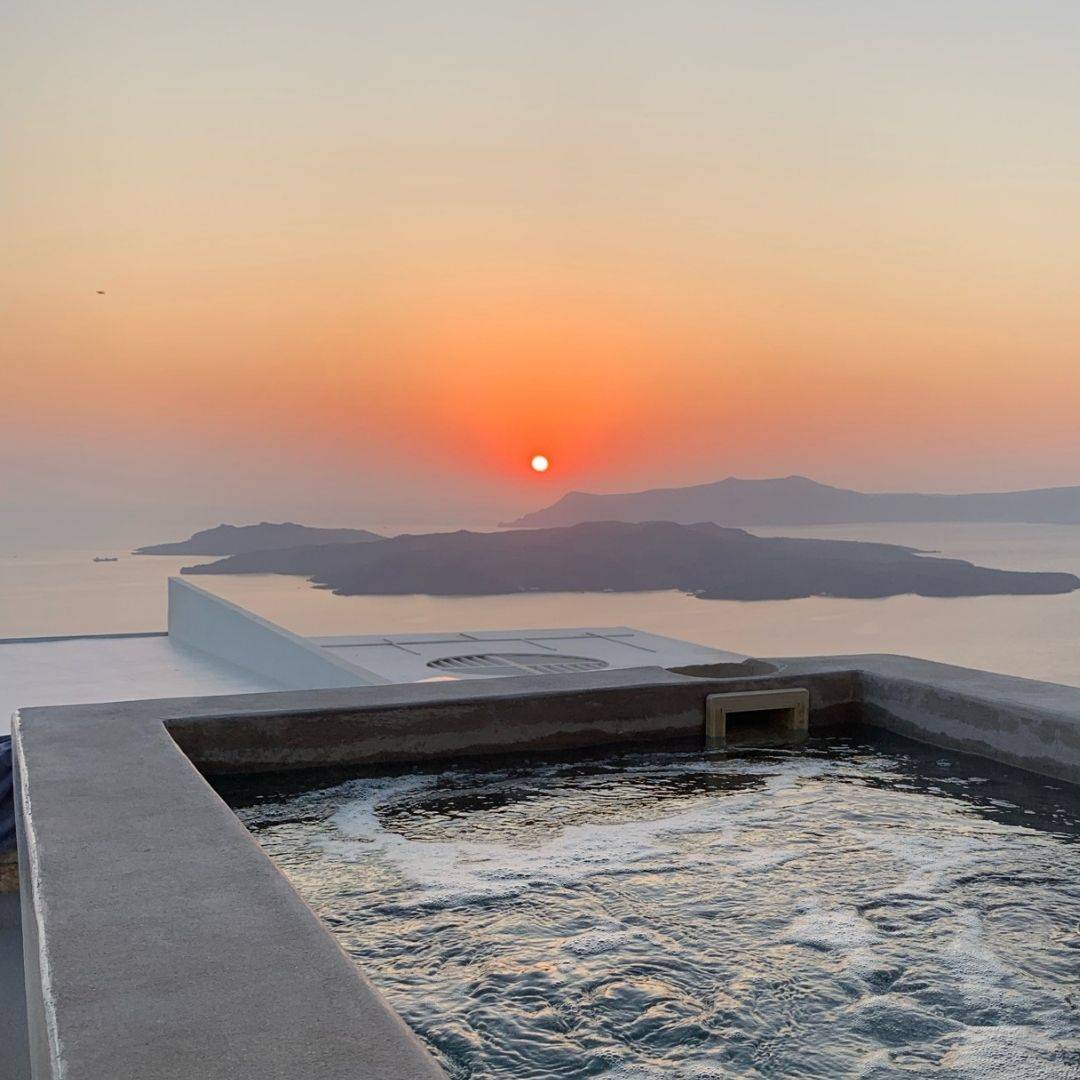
[{"left": 705, "top": 688, "right": 810, "bottom": 750}]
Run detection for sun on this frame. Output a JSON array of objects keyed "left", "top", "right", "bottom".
[{"left": 530, "top": 454, "right": 550, "bottom": 473}]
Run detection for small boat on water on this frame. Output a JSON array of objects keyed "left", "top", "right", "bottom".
[{"left": 93, "top": 556, "right": 119, "bottom": 563}]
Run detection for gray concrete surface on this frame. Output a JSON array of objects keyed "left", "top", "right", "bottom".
[
  {"left": 164, "top": 665, "right": 855, "bottom": 773},
  {"left": 13, "top": 703, "right": 446, "bottom": 1080},
  {"left": 852, "top": 654, "right": 1080, "bottom": 783},
  {"left": 11, "top": 655, "right": 1080, "bottom": 1079}
]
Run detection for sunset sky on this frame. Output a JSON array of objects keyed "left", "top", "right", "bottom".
[{"left": 3, "top": 1, "right": 1079, "bottom": 549}]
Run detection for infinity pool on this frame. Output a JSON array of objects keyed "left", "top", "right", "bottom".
[{"left": 223, "top": 734, "right": 1080, "bottom": 1079}]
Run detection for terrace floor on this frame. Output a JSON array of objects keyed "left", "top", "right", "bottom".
[{"left": 0, "top": 633, "right": 277, "bottom": 736}]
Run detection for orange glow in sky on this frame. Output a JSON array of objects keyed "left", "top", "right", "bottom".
[{"left": 2, "top": 2, "right": 1079, "bottom": 547}]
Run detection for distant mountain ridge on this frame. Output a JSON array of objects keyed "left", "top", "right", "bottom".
[
  {"left": 505, "top": 476, "right": 1080, "bottom": 529},
  {"left": 134, "top": 522, "right": 382, "bottom": 556},
  {"left": 182, "top": 520, "right": 1080, "bottom": 601}
]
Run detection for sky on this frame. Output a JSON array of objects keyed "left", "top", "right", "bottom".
[{"left": 3, "top": 1, "right": 1079, "bottom": 549}]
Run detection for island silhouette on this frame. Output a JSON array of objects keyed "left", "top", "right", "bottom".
[
  {"left": 180, "top": 520, "right": 1080, "bottom": 601},
  {"left": 135, "top": 521, "right": 382, "bottom": 556},
  {"left": 506, "top": 476, "right": 1080, "bottom": 529}
]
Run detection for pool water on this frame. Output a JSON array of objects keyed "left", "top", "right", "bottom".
[{"left": 224, "top": 734, "right": 1080, "bottom": 1079}]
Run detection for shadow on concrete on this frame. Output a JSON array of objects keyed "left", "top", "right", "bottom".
[{"left": 0, "top": 892, "right": 30, "bottom": 1080}]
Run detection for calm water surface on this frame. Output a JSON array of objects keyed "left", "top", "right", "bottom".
[{"left": 225, "top": 734, "right": 1080, "bottom": 1079}]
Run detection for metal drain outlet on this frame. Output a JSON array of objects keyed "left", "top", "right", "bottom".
[{"left": 426, "top": 652, "right": 610, "bottom": 677}]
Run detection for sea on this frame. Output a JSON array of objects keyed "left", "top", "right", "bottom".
[{"left": 1, "top": 523, "right": 1078, "bottom": 689}]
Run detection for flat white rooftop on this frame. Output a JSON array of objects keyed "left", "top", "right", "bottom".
[
  {"left": 0, "top": 634, "right": 277, "bottom": 736},
  {"left": 313, "top": 627, "right": 741, "bottom": 683}
]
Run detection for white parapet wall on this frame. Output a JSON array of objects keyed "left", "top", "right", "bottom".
[{"left": 167, "top": 577, "right": 389, "bottom": 689}]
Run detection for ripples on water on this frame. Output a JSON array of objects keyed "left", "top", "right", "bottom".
[{"left": 223, "top": 734, "right": 1080, "bottom": 1079}]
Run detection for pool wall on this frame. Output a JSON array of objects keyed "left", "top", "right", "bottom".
[{"left": 12, "top": 654, "right": 1080, "bottom": 1079}]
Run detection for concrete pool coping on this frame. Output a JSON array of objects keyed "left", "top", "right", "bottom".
[{"left": 12, "top": 654, "right": 1080, "bottom": 1079}]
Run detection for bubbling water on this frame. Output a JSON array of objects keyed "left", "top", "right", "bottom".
[{"left": 226, "top": 736, "right": 1080, "bottom": 1079}]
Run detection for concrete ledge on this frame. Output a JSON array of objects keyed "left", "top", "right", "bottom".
[
  {"left": 11, "top": 655, "right": 1080, "bottom": 1080},
  {"left": 165, "top": 666, "right": 857, "bottom": 773},
  {"left": 849, "top": 655, "right": 1080, "bottom": 784},
  {"left": 13, "top": 704, "right": 447, "bottom": 1080}
]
